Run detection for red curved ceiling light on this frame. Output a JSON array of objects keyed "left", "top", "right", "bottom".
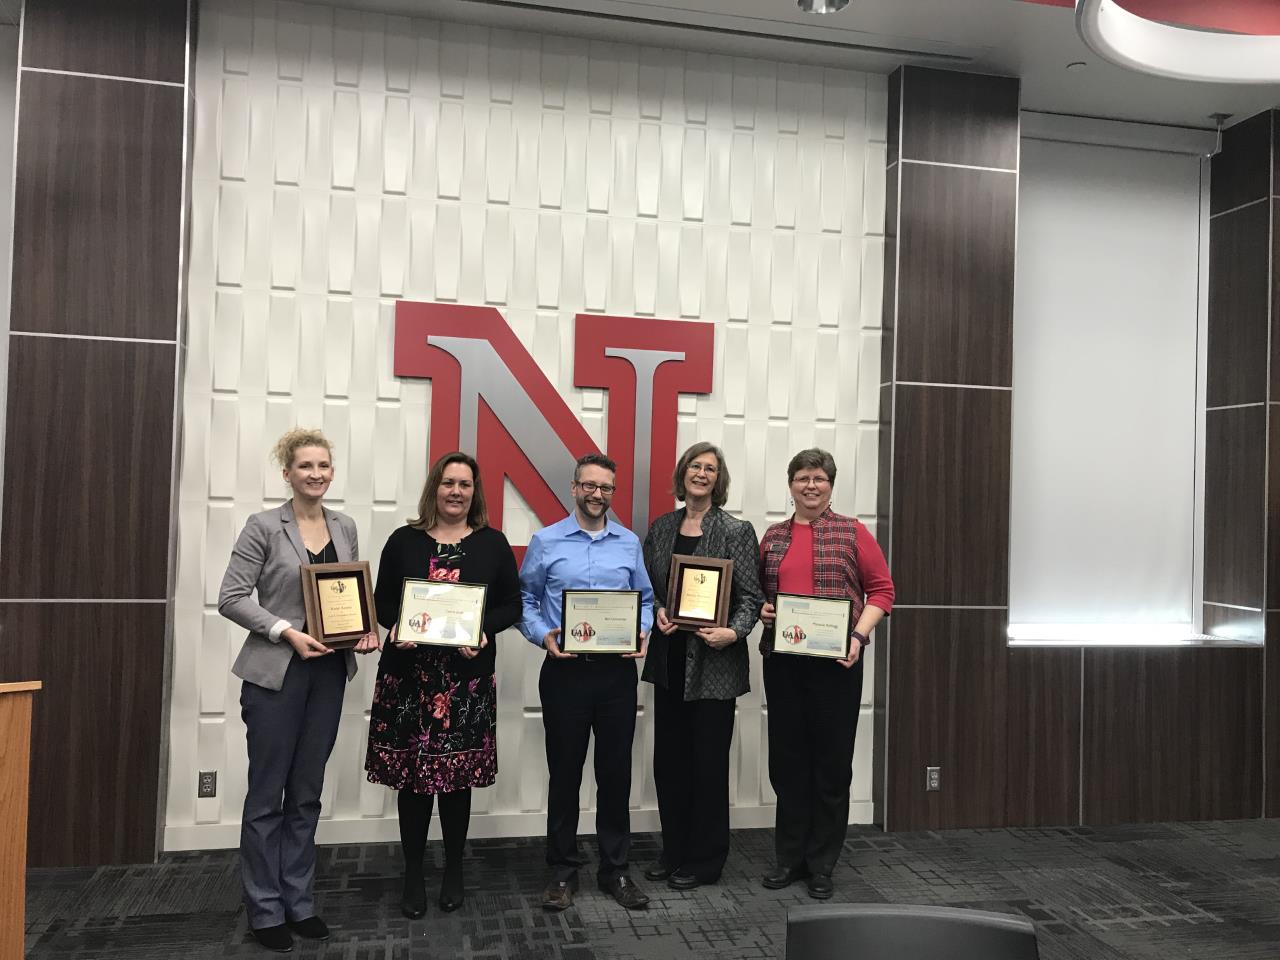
[{"left": 1025, "top": 0, "right": 1280, "bottom": 82}]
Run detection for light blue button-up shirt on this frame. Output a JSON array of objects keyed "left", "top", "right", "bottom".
[{"left": 519, "top": 513, "right": 655, "bottom": 647}]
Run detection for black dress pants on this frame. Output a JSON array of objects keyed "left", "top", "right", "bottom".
[
  {"left": 540, "top": 656, "right": 638, "bottom": 883},
  {"left": 763, "top": 652, "right": 863, "bottom": 877},
  {"left": 652, "top": 678, "right": 736, "bottom": 881}
]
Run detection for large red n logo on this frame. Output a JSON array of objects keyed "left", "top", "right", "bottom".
[{"left": 394, "top": 302, "right": 715, "bottom": 542}]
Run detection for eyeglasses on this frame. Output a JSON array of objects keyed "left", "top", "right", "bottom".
[
  {"left": 576, "top": 481, "right": 616, "bottom": 496},
  {"left": 687, "top": 463, "right": 718, "bottom": 475}
]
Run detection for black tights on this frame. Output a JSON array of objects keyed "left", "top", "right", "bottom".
[{"left": 397, "top": 788, "right": 472, "bottom": 885}]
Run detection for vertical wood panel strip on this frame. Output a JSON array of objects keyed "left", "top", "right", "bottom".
[
  {"left": 0, "top": 0, "right": 189, "bottom": 866},
  {"left": 877, "top": 67, "right": 1019, "bottom": 831}
]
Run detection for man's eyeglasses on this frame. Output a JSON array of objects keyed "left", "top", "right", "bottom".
[{"left": 576, "top": 481, "right": 616, "bottom": 496}]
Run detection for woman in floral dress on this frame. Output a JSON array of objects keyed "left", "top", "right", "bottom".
[{"left": 365, "top": 451, "right": 521, "bottom": 917}]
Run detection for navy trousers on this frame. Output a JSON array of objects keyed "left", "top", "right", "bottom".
[
  {"left": 540, "top": 656, "right": 638, "bottom": 884},
  {"left": 240, "top": 652, "right": 346, "bottom": 928}
]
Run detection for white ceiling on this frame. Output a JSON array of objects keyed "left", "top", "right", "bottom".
[{"left": 313, "top": 0, "right": 1280, "bottom": 128}]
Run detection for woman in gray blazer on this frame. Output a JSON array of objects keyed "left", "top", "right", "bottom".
[
  {"left": 218, "top": 428, "right": 379, "bottom": 954},
  {"left": 641, "top": 441, "right": 763, "bottom": 890}
]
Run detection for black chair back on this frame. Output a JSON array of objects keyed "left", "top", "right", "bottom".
[{"left": 786, "top": 904, "right": 1040, "bottom": 960}]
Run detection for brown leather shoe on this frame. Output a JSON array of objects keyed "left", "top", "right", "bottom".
[
  {"left": 541, "top": 876, "right": 576, "bottom": 911},
  {"left": 599, "top": 874, "right": 650, "bottom": 910}
]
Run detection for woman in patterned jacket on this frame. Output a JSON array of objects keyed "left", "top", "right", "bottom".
[{"left": 641, "top": 441, "right": 763, "bottom": 890}]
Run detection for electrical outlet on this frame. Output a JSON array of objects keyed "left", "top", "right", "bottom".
[
  {"left": 198, "top": 771, "right": 217, "bottom": 798},
  {"left": 925, "top": 766, "right": 941, "bottom": 792}
]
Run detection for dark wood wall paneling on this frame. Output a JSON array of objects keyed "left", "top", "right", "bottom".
[
  {"left": 1268, "top": 612, "right": 1280, "bottom": 819},
  {"left": 0, "top": 338, "right": 176, "bottom": 598},
  {"left": 1082, "top": 648, "right": 1263, "bottom": 824},
  {"left": 0, "top": 0, "right": 189, "bottom": 867},
  {"left": 876, "top": 67, "right": 1021, "bottom": 831},
  {"left": 890, "top": 386, "right": 1010, "bottom": 606},
  {"left": 1206, "top": 201, "right": 1269, "bottom": 409},
  {"left": 0, "top": 603, "right": 166, "bottom": 866},
  {"left": 879, "top": 71, "right": 1273, "bottom": 833},
  {"left": 11, "top": 72, "right": 183, "bottom": 339},
  {"left": 881, "top": 162, "right": 898, "bottom": 387},
  {"left": 1268, "top": 115, "right": 1280, "bottom": 820},
  {"left": 896, "top": 164, "right": 1016, "bottom": 386},
  {"left": 1004, "top": 647, "right": 1080, "bottom": 827},
  {"left": 1202, "top": 406, "right": 1265, "bottom": 609},
  {"left": 21, "top": 0, "right": 186, "bottom": 81},
  {"left": 1273, "top": 233, "right": 1280, "bottom": 612},
  {"left": 898, "top": 67, "right": 1020, "bottom": 170},
  {"left": 1204, "top": 109, "right": 1270, "bottom": 622},
  {"left": 886, "top": 610, "right": 1008, "bottom": 830},
  {"left": 1183, "top": 109, "right": 1273, "bottom": 824}
]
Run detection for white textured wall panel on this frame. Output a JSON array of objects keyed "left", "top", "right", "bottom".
[{"left": 167, "top": 0, "right": 886, "bottom": 851}]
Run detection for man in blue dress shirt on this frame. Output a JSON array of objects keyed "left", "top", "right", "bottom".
[{"left": 520, "top": 453, "right": 656, "bottom": 911}]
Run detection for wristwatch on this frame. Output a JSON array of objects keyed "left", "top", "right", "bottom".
[{"left": 851, "top": 630, "right": 869, "bottom": 647}]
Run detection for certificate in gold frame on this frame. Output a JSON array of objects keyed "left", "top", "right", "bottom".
[
  {"left": 772, "top": 593, "right": 854, "bottom": 659},
  {"left": 397, "top": 579, "right": 489, "bottom": 649},
  {"left": 561, "top": 590, "right": 642, "bottom": 654},
  {"left": 665, "top": 555, "right": 733, "bottom": 628},
  {"left": 300, "top": 561, "right": 377, "bottom": 650}
]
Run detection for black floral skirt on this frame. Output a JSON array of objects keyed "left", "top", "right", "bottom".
[{"left": 364, "top": 647, "right": 497, "bottom": 794}]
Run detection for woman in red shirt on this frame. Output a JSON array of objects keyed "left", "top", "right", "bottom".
[{"left": 758, "top": 448, "right": 894, "bottom": 900}]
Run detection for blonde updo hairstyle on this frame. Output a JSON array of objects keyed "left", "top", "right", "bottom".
[{"left": 272, "top": 428, "right": 334, "bottom": 470}]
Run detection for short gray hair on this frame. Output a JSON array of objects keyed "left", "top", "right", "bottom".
[{"left": 786, "top": 448, "right": 837, "bottom": 484}]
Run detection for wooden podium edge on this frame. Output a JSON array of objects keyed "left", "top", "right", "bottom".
[
  {"left": 0, "top": 681, "right": 38, "bottom": 960},
  {"left": 0, "top": 682, "right": 40, "bottom": 695}
]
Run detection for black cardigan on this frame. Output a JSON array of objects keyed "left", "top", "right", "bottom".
[{"left": 373, "top": 524, "right": 522, "bottom": 680}]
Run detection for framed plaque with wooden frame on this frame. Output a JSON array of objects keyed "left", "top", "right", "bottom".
[
  {"left": 665, "top": 555, "right": 733, "bottom": 629},
  {"left": 300, "top": 561, "right": 377, "bottom": 650}
]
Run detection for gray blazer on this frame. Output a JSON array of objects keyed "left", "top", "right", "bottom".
[
  {"left": 641, "top": 507, "right": 763, "bottom": 700},
  {"left": 218, "top": 501, "right": 360, "bottom": 691}
]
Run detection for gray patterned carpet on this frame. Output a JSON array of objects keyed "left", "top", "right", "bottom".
[{"left": 25, "top": 820, "right": 1280, "bottom": 959}]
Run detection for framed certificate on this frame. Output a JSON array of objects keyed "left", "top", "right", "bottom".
[
  {"left": 397, "top": 579, "right": 488, "bottom": 649},
  {"left": 773, "top": 593, "right": 854, "bottom": 659},
  {"left": 561, "top": 590, "right": 642, "bottom": 654},
  {"left": 300, "top": 561, "right": 377, "bottom": 650},
  {"left": 666, "top": 555, "right": 733, "bottom": 628}
]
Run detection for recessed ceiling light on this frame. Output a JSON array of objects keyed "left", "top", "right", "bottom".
[
  {"left": 1066, "top": 61, "right": 1087, "bottom": 71},
  {"left": 798, "top": 0, "right": 850, "bottom": 12}
]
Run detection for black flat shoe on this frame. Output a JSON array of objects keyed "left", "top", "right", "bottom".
[
  {"left": 667, "top": 870, "right": 702, "bottom": 890},
  {"left": 761, "top": 865, "right": 809, "bottom": 890},
  {"left": 806, "top": 873, "right": 834, "bottom": 899},
  {"left": 287, "top": 916, "right": 329, "bottom": 940},
  {"left": 250, "top": 923, "right": 293, "bottom": 953},
  {"left": 439, "top": 864, "right": 464, "bottom": 912},
  {"left": 642, "top": 860, "right": 673, "bottom": 882},
  {"left": 401, "top": 874, "right": 427, "bottom": 919}
]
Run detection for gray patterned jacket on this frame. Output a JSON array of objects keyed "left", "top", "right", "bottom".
[{"left": 641, "top": 507, "right": 763, "bottom": 700}]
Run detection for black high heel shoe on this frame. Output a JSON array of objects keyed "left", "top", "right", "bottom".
[{"left": 438, "top": 863, "right": 464, "bottom": 912}]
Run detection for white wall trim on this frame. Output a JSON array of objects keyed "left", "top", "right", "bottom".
[
  {"left": 1020, "top": 110, "right": 1217, "bottom": 157},
  {"left": 164, "top": 801, "right": 876, "bottom": 852}
]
